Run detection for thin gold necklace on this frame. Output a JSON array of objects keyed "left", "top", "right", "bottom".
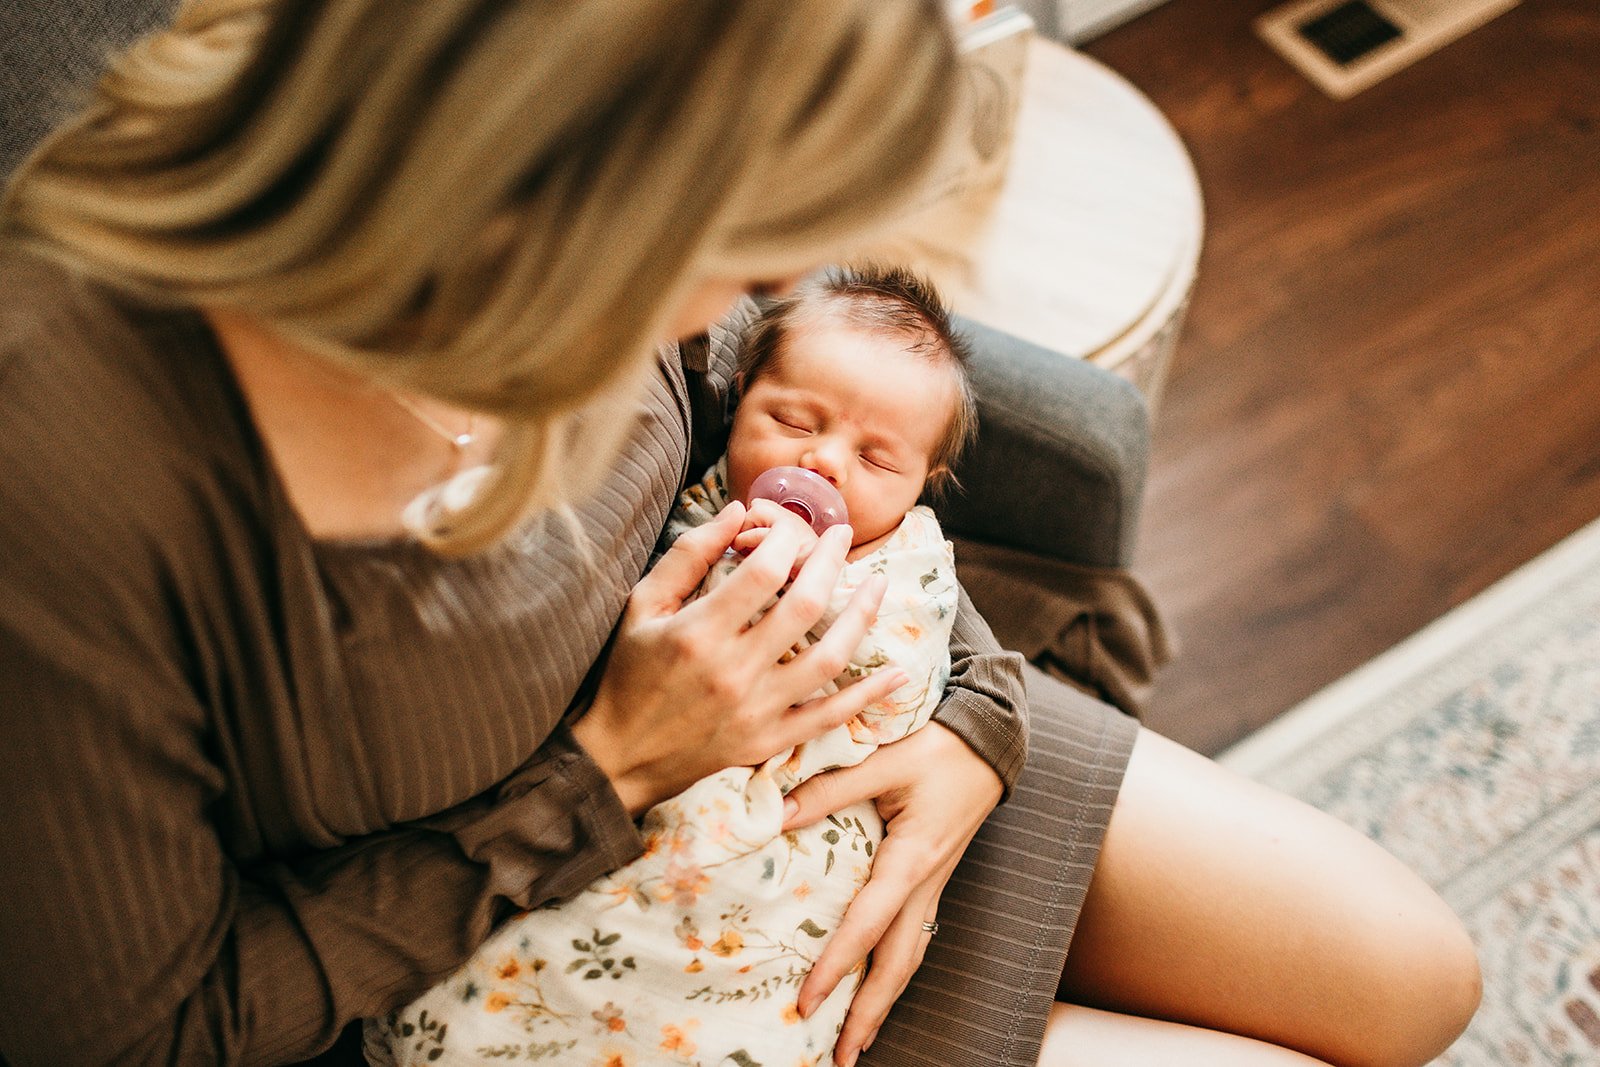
[{"left": 388, "top": 391, "right": 477, "bottom": 451}]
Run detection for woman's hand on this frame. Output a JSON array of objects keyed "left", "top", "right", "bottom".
[
  {"left": 781, "top": 722, "right": 1004, "bottom": 1066},
  {"left": 572, "top": 500, "right": 908, "bottom": 815}
]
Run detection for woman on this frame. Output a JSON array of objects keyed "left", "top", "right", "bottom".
[{"left": 0, "top": 1, "right": 1479, "bottom": 1065}]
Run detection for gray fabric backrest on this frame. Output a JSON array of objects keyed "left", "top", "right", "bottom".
[
  {"left": 945, "top": 315, "right": 1150, "bottom": 569},
  {"left": 0, "top": 1, "right": 179, "bottom": 182}
]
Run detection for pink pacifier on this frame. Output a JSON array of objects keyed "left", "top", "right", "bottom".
[{"left": 748, "top": 466, "right": 848, "bottom": 534}]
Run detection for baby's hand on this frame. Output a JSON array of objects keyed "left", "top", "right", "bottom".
[{"left": 733, "top": 498, "right": 834, "bottom": 577}]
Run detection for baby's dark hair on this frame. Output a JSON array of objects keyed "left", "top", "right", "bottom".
[{"left": 739, "top": 263, "right": 977, "bottom": 498}]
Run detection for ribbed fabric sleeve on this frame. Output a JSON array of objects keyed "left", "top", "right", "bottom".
[{"left": 939, "top": 583, "right": 1029, "bottom": 799}]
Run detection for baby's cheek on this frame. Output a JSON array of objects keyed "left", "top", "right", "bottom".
[
  {"left": 723, "top": 431, "right": 755, "bottom": 500},
  {"left": 725, "top": 436, "right": 785, "bottom": 505},
  {"left": 841, "top": 490, "right": 884, "bottom": 538},
  {"left": 725, "top": 453, "right": 757, "bottom": 506}
]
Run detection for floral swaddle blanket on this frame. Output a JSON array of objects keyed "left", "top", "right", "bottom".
[{"left": 369, "top": 458, "right": 958, "bottom": 1066}]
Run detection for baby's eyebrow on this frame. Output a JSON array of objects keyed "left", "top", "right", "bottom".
[
  {"left": 767, "top": 388, "right": 828, "bottom": 415},
  {"left": 770, "top": 396, "right": 822, "bottom": 419}
]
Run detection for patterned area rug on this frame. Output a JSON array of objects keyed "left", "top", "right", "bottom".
[{"left": 1220, "top": 517, "right": 1600, "bottom": 1066}]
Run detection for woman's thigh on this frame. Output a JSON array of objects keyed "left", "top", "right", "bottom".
[
  {"left": 1057, "top": 729, "right": 1481, "bottom": 1067},
  {"left": 1040, "top": 1003, "right": 1335, "bottom": 1066}
]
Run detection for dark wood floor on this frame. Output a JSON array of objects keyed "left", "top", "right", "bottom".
[{"left": 1081, "top": 0, "right": 1600, "bottom": 755}]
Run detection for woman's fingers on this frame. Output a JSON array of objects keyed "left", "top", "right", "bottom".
[
  {"left": 830, "top": 871, "right": 951, "bottom": 1067},
  {"left": 780, "top": 746, "right": 891, "bottom": 833},
  {"left": 764, "top": 569, "right": 886, "bottom": 694},
  {"left": 690, "top": 514, "right": 816, "bottom": 630},
  {"left": 774, "top": 667, "right": 908, "bottom": 757},
  {"left": 742, "top": 522, "right": 852, "bottom": 653},
  {"left": 630, "top": 501, "right": 745, "bottom": 614},
  {"left": 798, "top": 831, "right": 933, "bottom": 1018},
  {"left": 784, "top": 727, "right": 1005, "bottom": 1057}
]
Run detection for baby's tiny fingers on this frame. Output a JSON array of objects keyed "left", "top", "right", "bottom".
[{"left": 732, "top": 527, "right": 771, "bottom": 554}]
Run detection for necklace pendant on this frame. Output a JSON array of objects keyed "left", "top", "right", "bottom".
[{"left": 388, "top": 389, "right": 479, "bottom": 453}]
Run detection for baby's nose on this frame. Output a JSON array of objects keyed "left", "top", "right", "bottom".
[{"left": 801, "top": 447, "right": 844, "bottom": 486}]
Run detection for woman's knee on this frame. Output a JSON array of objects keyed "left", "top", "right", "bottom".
[
  {"left": 1066, "top": 729, "right": 1482, "bottom": 1067},
  {"left": 1344, "top": 892, "right": 1481, "bottom": 1067},
  {"left": 1255, "top": 794, "right": 1481, "bottom": 1067},
  {"left": 1241, "top": 785, "right": 1483, "bottom": 1067}
]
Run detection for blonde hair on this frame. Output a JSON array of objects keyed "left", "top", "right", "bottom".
[{"left": 1, "top": 0, "right": 960, "bottom": 553}]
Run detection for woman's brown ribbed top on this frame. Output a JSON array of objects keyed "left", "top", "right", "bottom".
[{"left": 0, "top": 250, "right": 1027, "bottom": 1065}]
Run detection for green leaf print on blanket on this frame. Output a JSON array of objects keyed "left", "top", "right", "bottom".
[
  {"left": 474, "top": 1039, "right": 578, "bottom": 1060},
  {"left": 566, "top": 929, "right": 638, "bottom": 981},
  {"left": 391, "top": 1008, "right": 447, "bottom": 1062},
  {"left": 821, "top": 813, "right": 874, "bottom": 876}
]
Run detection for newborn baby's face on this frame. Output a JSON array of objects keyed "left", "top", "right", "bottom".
[{"left": 726, "top": 316, "right": 955, "bottom": 549}]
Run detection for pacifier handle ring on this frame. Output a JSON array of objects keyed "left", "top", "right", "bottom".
[{"left": 779, "top": 500, "right": 816, "bottom": 525}]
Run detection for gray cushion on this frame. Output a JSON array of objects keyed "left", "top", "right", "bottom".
[
  {"left": 945, "top": 315, "right": 1150, "bottom": 568},
  {"left": 0, "top": 0, "right": 178, "bottom": 181}
]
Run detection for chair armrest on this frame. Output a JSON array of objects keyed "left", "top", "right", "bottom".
[{"left": 940, "top": 315, "right": 1150, "bottom": 570}]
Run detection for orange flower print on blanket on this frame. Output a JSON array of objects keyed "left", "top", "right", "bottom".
[
  {"left": 591, "top": 1002, "right": 627, "bottom": 1034},
  {"left": 707, "top": 929, "right": 744, "bottom": 958},
  {"left": 656, "top": 862, "right": 711, "bottom": 907},
  {"left": 658, "top": 1019, "right": 699, "bottom": 1057},
  {"left": 674, "top": 915, "right": 704, "bottom": 951}
]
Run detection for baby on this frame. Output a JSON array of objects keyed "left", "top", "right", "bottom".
[{"left": 371, "top": 265, "right": 978, "bottom": 1066}]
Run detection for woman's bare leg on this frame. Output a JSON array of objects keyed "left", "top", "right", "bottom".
[
  {"left": 1041, "top": 1004, "right": 1334, "bottom": 1066},
  {"left": 1053, "top": 729, "right": 1481, "bottom": 1067}
]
